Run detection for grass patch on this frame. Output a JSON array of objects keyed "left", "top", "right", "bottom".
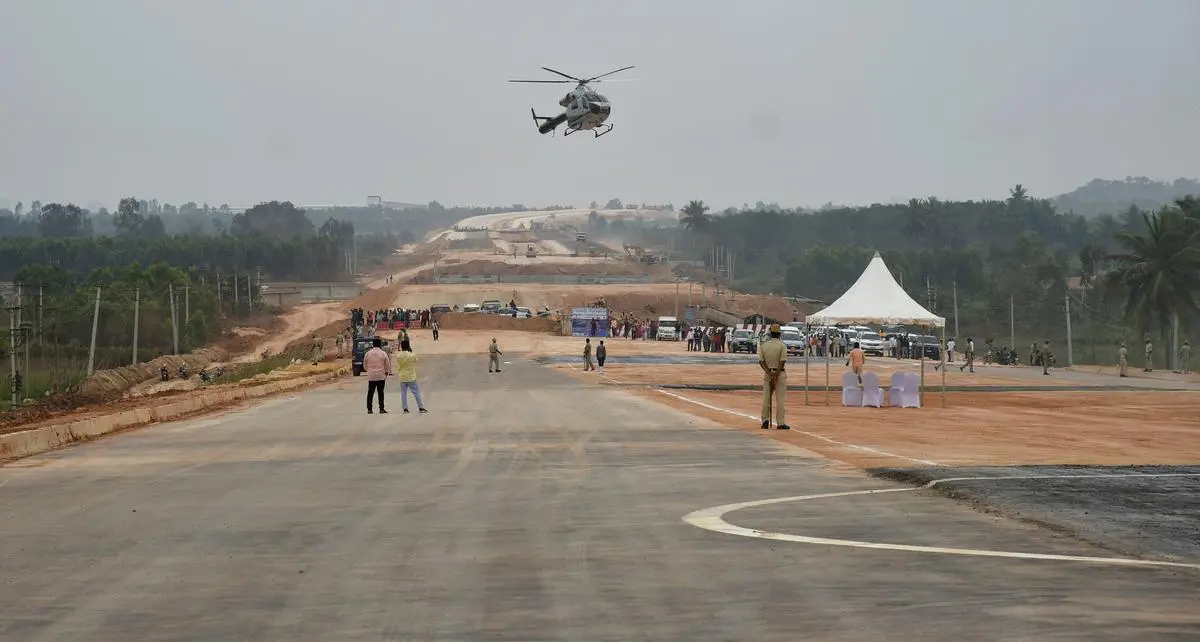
[{"left": 220, "top": 349, "right": 307, "bottom": 385}]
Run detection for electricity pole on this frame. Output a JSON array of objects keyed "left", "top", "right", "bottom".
[
  {"left": 1009, "top": 294, "right": 1015, "bottom": 350},
  {"left": 184, "top": 285, "right": 190, "bottom": 325},
  {"left": 952, "top": 280, "right": 959, "bottom": 339},
  {"left": 38, "top": 284, "right": 43, "bottom": 347},
  {"left": 87, "top": 287, "right": 101, "bottom": 376},
  {"left": 674, "top": 278, "right": 680, "bottom": 319},
  {"left": 132, "top": 288, "right": 140, "bottom": 365},
  {"left": 8, "top": 303, "right": 16, "bottom": 409},
  {"left": 1065, "top": 293, "right": 1073, "bottom": 368},
  {"left": 169, "top": 284, "right": 179, "bottom": 355}
]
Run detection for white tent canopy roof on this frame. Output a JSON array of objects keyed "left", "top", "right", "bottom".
[{"left": 806, "top": 252, "right": 946, "bottom": 328}]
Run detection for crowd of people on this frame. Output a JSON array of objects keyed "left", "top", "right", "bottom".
[{"left": 351, "top": 307, "right": 435, "bottom": 330}]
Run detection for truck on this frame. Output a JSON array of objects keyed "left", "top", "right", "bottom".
[
  {"left": 655, "top": 316, "right": 681, "bottom": 341},
  {"left": 525, "top": 244, "right": 537, "bottom": 258}
]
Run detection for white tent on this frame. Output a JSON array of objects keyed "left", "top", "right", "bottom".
[
  {"left": 806, "top": 252, "right": 945, "bottom": 327},
  {"left": 802, "top": 252, "right": 947, "bottom": 408}
]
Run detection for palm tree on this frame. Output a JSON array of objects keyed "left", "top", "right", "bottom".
[
  {"left": 679, "top": 200, "right": 711, "bottom": 232},
  {"left": 1105, "top": 207, "right": 1200, "bottom": 366}
]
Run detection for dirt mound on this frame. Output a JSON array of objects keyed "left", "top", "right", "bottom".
[
  {"left": 81, "top": 348, "right": 227, "bottom": 398},
  {"left": 435, "top": 313, "right": 560, "bottom": 333}
]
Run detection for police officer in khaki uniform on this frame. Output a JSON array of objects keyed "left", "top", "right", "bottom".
[
  {"left": 758, "top": 324, "right": 790, "bottom": 430},
  {"left": 488, "top": 338, "right": 503, "bottom": 373},
  {"left": 1118, "top": 342, "right": 1128, "bottom": 377}
]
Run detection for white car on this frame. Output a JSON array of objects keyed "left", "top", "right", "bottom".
[{"left": 462, "top": 304, "right": 481, "bottom": 313}]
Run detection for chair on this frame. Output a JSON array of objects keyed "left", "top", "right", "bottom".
[
  {"left": 840, "top": 371, "right": 863, "bottom": 407},
  {"left": 888, "top": 371, "right": 921, "bottom": 408},
  {"left": 888, "top": 372, "right": 909, "bottom": 407},
  {"left": 900, "top": 372, "right": 922, "bottom": 408},
  {"left": 861, "top": 371, "right": 883, "bottom": 408}
]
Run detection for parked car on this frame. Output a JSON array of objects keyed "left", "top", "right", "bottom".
[
  {"left": 480, "top": 300, "right": 502, "bottom": 313},
  {"left": 854, "top": 331, "right": 885, "bottom": 356},
  {"left": 907, "top": 333, "right": 942, "bottom": 360},
  {"left": 730, "top": 328, "right": 758, "bottom": 353},
  {"left": 430, "top": 304, "right": 452, "bottom": 314},
  {"left": 779, "top": 328, "right": 806, "bottom": 355},
  {"left": 516, "top": 306, "right": 533, "bottom": 318},
  {"left": 462, "top": 304, "right": 481, "bottom": 313}
]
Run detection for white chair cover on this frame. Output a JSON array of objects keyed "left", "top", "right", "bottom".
[
  {"left": 861, "top": 371, "right": 883, "bottom": 408},
  {"left": 840, "top": 371, "right": 863, "bottom": 407},
  {"left": 900, "top": 371, "right": 922, "bottom": 408},
  {"left": 888, "top": 371, "right": 908, "bottom": 407}
]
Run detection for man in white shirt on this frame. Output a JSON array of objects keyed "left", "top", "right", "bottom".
[
  {"left": 363, "top": 337, "right": 392, "bottom": 414},
  {"left": 947, "top": 338, "right": 956, "bottom": 363}
]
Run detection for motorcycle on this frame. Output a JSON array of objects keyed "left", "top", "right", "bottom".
[
  {"left": 198, "top": 369, "right": 211, "bottom": 384},
  {"left": 159, "top": 366, "right": 170, "bottom": 381},
  {"left": 178, "top": 365, "right": 189, "bottom": 380}
]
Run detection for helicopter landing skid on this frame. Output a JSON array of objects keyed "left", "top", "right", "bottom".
[{"left": 563, "top": 123, "right": 614, "bottom": 138}]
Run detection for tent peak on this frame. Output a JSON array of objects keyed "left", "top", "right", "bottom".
[{"left": 872, "top": 251, "right": 882, "bottom": 258}]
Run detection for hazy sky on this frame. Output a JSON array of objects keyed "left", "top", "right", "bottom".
[{"left": 2, "top": 0, "right": 1198, "bottom": 211}]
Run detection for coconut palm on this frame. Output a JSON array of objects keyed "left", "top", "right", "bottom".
[
  {"left": 1104, "top": 207, "right": 1200, "bottom": 359},
  {"left": 679, "top": 200, "right": 711, "bottom": 232}
]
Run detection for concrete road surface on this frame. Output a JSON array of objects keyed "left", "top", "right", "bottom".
[{"left": 2, "top": 356, "right": 1198, "bottom": 640}]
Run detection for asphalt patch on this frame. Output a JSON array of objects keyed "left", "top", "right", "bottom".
[{"left": 868, "top": 465, "right": 1200, "bottom": 562}]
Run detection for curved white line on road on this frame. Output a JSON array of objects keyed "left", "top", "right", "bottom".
[
  {"left": 683, "top": 473, "right": 1200, "bottom": 570},
  {"left": 656, "top": 389, "right": 942, "bottom": 466}
]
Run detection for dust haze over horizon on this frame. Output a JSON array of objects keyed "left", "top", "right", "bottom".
[{"left": 2, "top": 0, "right": 1198, "bottom": 212}]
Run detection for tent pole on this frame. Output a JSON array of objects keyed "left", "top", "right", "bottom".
[
  {"left": 804, "top": 343, "right": 810, "bottom": 406},
  {"left": 940, "top": 323, "right": 947, "bottom": 407},
  {"left": 824, "top": 337, "right": 830, "bottom": 406},
  {"left": 919, "top": 326, "right": 925, "bottom": 407}
]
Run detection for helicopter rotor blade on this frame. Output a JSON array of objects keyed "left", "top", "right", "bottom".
[
  {"left": 508, "top": 79, "right": 573, "bottom": 83},
  {"left": 584, "top": 65, "right": 635, "bottom": 83},
  {"left": 540, "top": 67, "right": 584, "bottom": 82}
]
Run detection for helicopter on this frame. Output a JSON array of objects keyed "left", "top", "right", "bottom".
[{"left": 508, "top": 65, "right": 635, "bottom": 138}]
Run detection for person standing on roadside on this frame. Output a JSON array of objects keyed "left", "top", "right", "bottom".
[
  {"left": 364, "top": 337, "right": 391, "bottom": 414},
  {"left": 394, "top": 340, "right": 428, "bottom": 414},
  {"left": 583, "top": 338, "right": 596, "bottom": 371},
  {"left": 489, "top": 337, "right": 503, "bottom": 373},
  {"left": 596, "top": 340, "right": 607, "bottom": 376},
  {"left": 758, "top": 324, "right": 790, "bottom": 431},
  {"left": 431, "top": 319, "right": 440, "bottom": 341}
]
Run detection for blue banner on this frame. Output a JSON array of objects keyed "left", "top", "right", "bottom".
[{"left": 570, "top": 307, "right": 610, "bottom": 337}]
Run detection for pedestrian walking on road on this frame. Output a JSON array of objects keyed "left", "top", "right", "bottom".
[
  {"left": 335, "top": 332, "right": 345, "bottom": 359},
  {"left": 1144, "top": 339, "right": 1154, "bottom": 372},
  {"left": 959, "top": 337, "right": 975, "bottom": 373},
  {"left": 363, "top": 337, "right": 391, "bottom": 414},
  {"left": 489, "top": 338, "right": 503, "bottom": 373},
  {"left": 395, "top": 341, "right": 427, "bottom": 414},
  {"left": 1118, "top": 342, "right": 1129, "bottom": 377},
  {"left": 431, "top": 320, "right": 440, "bottom": 341},
  {"left": 1178, "top": 340, "right": 1191, "bottom": 374},
  {"left": 596, "top": 340, "right": 607, "bottom": 376},
  {"left": 583, "top": 338, "right": 595, "bottom": 371},
  {"left": 758, "top": 324, "right": 790, "bottom": 430}
]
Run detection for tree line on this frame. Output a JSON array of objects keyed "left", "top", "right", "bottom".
[{"left": 653, "top": 186, "right": 1200, "bottom": 366}]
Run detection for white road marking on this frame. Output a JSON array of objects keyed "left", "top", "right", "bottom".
[
  {"left": 683, "top": 473, "right": 1200, "bottom": 570},
  {"left": 656, "top": 389, "right": 942, "bottom": 467}
]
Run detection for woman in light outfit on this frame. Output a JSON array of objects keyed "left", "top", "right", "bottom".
[{"left": 395, "top": 340, "right": 428, "bottom": 414}]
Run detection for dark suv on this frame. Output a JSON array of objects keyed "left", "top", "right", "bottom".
[{"left": 730, "top": 328, "right": 758, "bottom": 353}]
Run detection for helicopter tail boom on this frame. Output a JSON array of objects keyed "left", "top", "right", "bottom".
[{"left": 530, "top": 108, "right": 567, "bottom": 135}]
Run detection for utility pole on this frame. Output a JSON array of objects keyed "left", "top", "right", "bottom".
[
  {"left": 952, "top": 280, "right": 959, "bottom": 339},
  {"left": 132, "top": 288, "right": 140, "bottom": 365},
  {"left": 184, "top": 285, "right": 190, "bottom": 325},
  {"left": 674, "top": 278, "right": 680, "bottom": 320},
  {"left": 1172, "top": 312, "right": 1180, "bottom": 372},
  {"left": 38, "top": 284, "right": 43, "bottom": 346},
  {"left": 1009, "top": 294, "right": 1015, "bottom": 350},
  {"left": 234, "top": 271, "right": 239, "bottom": 307},
  {"left": 169, "top": 284, "right": 179, "bottom": 355},
  {"left": 216, "top": 273, "right": 222, "bottom": 310},
  {"left": 246, "top": 275, "right": 253, "bottom": 311},
  {"left": 1065, "top": 293, "right": 1073, "bottom": 367},
  {"left": 87, "top": 287, "right": 101, "bottom": 376},
  {"left": 8, "top": 303, "right": 15, "bottom": 409}
]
